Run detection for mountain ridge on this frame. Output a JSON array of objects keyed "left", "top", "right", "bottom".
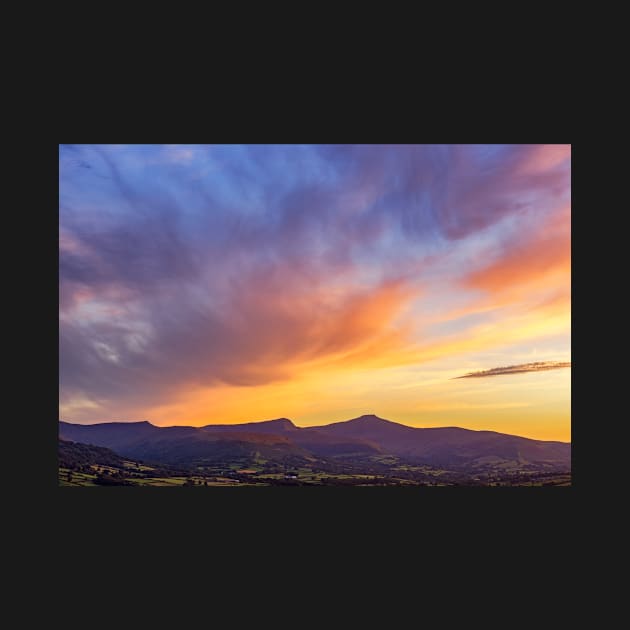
[
  {"left": 59, "top": 414, "right": 570, "bottom": 471},
  {"left": 60, "top": 415, "right": 570, "bottom": 444}
]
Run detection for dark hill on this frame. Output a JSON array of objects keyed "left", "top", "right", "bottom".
[
  {"left": 201, "top": 417, "right": 382, "bottom": 456},
  {"left": 59, "top": 438, "right": 129, "bottom": 469},
  {"left": 201, "top": 418, "right": 298, "bottom": 434},
  {"left": 59, "top": 420, "right": 313, "bottom": 466},
  {"left": 310, "top": 414, "right": 570, "bottom": 467},
  {"left": 59, "top": 420, "right": 159, "bottom": 452},
  {"left": 59, "top": 415, "right": 570, "bottom": 469}
]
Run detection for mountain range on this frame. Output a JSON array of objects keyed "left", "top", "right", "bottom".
[{"left": 59, "top": 414, "right": 570, "bottom": 471}]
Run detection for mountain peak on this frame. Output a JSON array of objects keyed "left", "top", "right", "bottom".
[
  {"left": 350, "top": 414, "right": 391, "bottom": 424},
  {"left": 201, "top": 417, "right": 297, "bottom": 433},
  {"left": 262, "top": 418, "right": 297, "bottom": 429}
]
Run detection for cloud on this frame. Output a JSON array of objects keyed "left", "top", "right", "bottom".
[
  {"left": 462, "top": 204, "right": 571, "bottom": 297},
  {"left": 59, "top": 145, "right": 570, "bottom": 420},
  {"left": 453, "top": 361, "right": 571, "bottom": 379}
]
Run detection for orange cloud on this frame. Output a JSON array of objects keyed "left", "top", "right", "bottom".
[
  {"left": 60, "top": 145, "right": 571, "bottom": 435},
  {"left": 464, "top": 205, "right": 570, "bottom": 296}
]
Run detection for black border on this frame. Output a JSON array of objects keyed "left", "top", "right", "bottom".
[{"left": 46, "top": 138, "right": 577, "bottom": 551}]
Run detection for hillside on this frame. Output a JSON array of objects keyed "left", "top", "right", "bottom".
[
  {"left": 201, "top": 418, "right": 382, "bottom": 456},
  {"left": 311, "top": 415, "right": 570, "bottom": 467},
  {"left": 59, "top": 438, "right": 130, "bottom": 469},
  {"left": 59, "top": 415, "right": 570, "bottom": 473},
  {"left": 59, "top": 420, "right": 315, "bottom": 466}
]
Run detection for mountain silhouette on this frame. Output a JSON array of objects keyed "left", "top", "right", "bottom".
[
  {"left": 309, "top": 414, "right": 570, "bottom": 466},
  {"left": 201, "top": 417, "right": 381, "bottom": 456},
  {"left": 201, "top": 417, "right": 298, "bottom": 433},
  {"left": 59, "top": 414, "right": 570, "bottom": 469}
]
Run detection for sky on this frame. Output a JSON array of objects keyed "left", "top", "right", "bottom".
[{"left": 59, "top": 144, "right": 571, "bottom": 441}]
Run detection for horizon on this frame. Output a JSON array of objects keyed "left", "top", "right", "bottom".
[
  {"left": 58, "top": 413, "right": 571, "bottom": 444},
  {"left": 60, "top": 144, "right": 570, "bottom": 442}
]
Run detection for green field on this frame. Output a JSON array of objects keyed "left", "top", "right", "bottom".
[
  {"left": 59, "top": 467, "right": 267, "bottom": 487},
  {"left": 59, "top": 445, "right": 571, "bottom": 488},
  {"left": 59, "top": 465, "right": 571, "bottom": 487}
]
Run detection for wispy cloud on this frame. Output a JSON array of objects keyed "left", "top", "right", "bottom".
[
  {"left": 58, "top": 145, "right": 570, "bottom": 421},
  {"left": 453, "top": 361, "right": 571, "bottom": 379}
]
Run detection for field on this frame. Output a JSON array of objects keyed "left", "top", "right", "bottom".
[
  {"left": 59, "top": 467, "right": 262, "bottom": 487},
  {"left": 59, "top": 464, "right": 571, "bottom": 487},
  {"left": 58, "top": 440, "right": 570, "bottom": 487}
]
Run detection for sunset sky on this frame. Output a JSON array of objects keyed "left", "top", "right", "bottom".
[{"left": 59, "top": 144, "right": 571, "bottom": 441}]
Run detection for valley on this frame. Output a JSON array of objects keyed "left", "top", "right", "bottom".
[{"left": 59, "top": 414, "right": 571, "bottom": 487}]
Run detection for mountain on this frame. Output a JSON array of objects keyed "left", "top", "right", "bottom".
[
  {"left": 128, "top": 430, "right": 311, "bottom": 465},
  {"left": 59, "top": 420, "right": 313, "bottom": 466},
  {"left": 59, "top": 420, "right": 159, "bottom": 452},
  {"left": 312, "top": 414, "right": 416, "bottom": 444},
  {"left": 201, "top": 417, "right": 299, "bottom": 434},
  {"left": 310, "top": 414, "right": 570, "bottom": 467},
  {"left": 59, "top": 415, "right": 570, "bottom": 470},
  {"left": 201, "top": 418, "right": 382, "bottom": 456}
]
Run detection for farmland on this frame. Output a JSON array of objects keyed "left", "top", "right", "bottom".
[
  {"left": 59, "top": 460, "right": 571, "bottom": 487},
  {"left": 58, "top": 424, "right": 571, "bottom": 487}
]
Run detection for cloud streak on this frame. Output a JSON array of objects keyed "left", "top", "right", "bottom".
[
  {"left": 59, "top": 144, "right": 570, "bottom": 422},
  {"left": 453, "top": 361, "right": 571, "bottom": 379}
]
